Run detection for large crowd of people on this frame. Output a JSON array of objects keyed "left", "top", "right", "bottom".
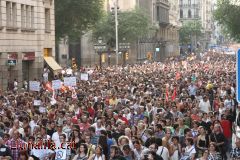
[{"left": 0, "top": 52, "right": 239, "bottom": 160}]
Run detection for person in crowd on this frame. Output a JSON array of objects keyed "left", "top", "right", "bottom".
[
  {"left": 210, "top": 124, "right": 227, "bottom": 159},
  {"left": 88, "top": 145, "right": 106, "bottom": 160},
  {"left": 181, "top": 137, "right": 196, "bottom": 160},
  {"left": 196, "top": 126, "right": 209, "bottom": 156},
  {"left": 72, "top": 143, "right": 88, "bottom": 160},
  {"left": 208, "top": 142, "right": 222, "bottom": 160},
  {"left": 0, "top": 137, "right": 12, "bottom": 158},
  {"left": 230, "top": 132, "right": 240, "bottom": 159},
  {"left": 109, "top": 145, "right": 125, "bottom": 160},
  {"left": 6, "top": 130, "right": 26, "bottom": 160},
  {"left": 0, "top": 52, "right": 237, "bottom": 160},
  {"left": 132, "top": 139, "right": 148, "bottom": 160}
]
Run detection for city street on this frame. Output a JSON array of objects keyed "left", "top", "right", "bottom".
[{"left": 0, "top": 0, "right": 240, "bottom": 160}]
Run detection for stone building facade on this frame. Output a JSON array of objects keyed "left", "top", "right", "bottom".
[
  {"left": 179, "top": 0, "right": 213, "bottom": 49},
  {"left": 80, "top": 0, "right": 181, "bottom": 66},
  {"left": 0, "top": 0, "right": 56, "bottom": 90}
]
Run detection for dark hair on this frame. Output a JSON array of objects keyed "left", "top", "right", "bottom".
[
  {"left": 59, "top": 134, "right": 66, "bottom": 139},
  {"left": 186, "top": 137, "right": 194, "bottom": 145},
  {"left": 79, "top": 143, "right": 88, "bottom": 154},
  {"left": 155, "top": 138, "right": 162, "bottom": 146},
  {"left": 98, "top": 135, "right": 108, "bottom": 157},
  {"left": 184, "top": 128, "right": 191, "bottom": 135},
  {"left": 172, "top": 136, "right": 179, "bottom": 142},
  {"left": 148, "top": 150, "right": 159, "bottom": 159},
  {"left": 156, "top": 124, "right": 163, "bottom": 130},
  {"left": 88, "top": 126, "right": 96, "bottom": 133},
  {"left": 122, "top": 144, "right": 131, "bottom": 151},
  {"left": 19, "top": 150, "right": 29, "bottom": 159},
  {"left": 133, "top": 139, "right": 141, "bottom": 145},
  {"left": 110, "top": 145, "right": 120, "bottom": 156}
]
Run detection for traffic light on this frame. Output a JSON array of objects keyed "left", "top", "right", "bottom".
[
  {"left": 72, "top": 58, "right": 77, "bottom": 70},
  {"left": 125, "top": 53, "right": 129, "bottom": 60},
  {"left": 101, "top": 54, "right": 106, "bottom": 63}
]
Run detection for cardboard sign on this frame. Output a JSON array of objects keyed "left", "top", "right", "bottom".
[
  {"left": 39, "top": 106, "right": 46, "bottom": 113},
  {"left": 80, "top": 73, "right": 89, "bottom": 81},
  {"left": 64, "top": 77, "right": 77, "bottom": 86},
  {"left": 29, "top": 81, "right": 40, "bottom": 91},
  {"left": 33, "top": 100, "right": 41, "bottom": 106},
  {"left": 52, "top": 80, "right": 62, "bottom": 90}
]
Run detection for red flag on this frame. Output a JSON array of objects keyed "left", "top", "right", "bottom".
[
  {"left": 165, "top": 89, "right": 169, "bottom": 102},
  {"left": 171, "top": 88, "right": 177, "bottom": 101},
  {"left": 71, "top": 87, "right": 77, "bottom": 99},
  {"left": 45, "top": 82, "right": 53, "bottom": 92},
  {"left": 176, "top": 72, "right": 181, "bottom": 80}
]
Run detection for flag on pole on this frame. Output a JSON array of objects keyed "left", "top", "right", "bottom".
[
  {"left": 72, "top": 89, "right": 77, "bottom": 99},
  {"left": 165, "top": 88, "right": 169, "bottom": 102},
  {"left": 171, "top": 88, "right": 177, "bottom": 101},
  {"left": 45, "top": 82, "right": 53, "bottom": 92}
]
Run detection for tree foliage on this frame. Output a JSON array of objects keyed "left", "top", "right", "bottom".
[
  {"left": 92, "top": 8, "right": 152, "bottom": 47},
  {"left": 179, "top": 20, "right": 203, "bottom": 45},
  {"left": 214, "top": 0, "right": 240, "bottom": 41},
  {"left": 55, "top": 0, "right": 104, "bottom": 41}
]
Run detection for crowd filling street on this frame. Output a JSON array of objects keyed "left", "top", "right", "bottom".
[{"left": 0, "top": 51, "right": 240, "bottom": 160}]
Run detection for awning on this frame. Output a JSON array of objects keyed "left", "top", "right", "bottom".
[{"left": 44, "top": 56, "right": 62, "bottom": 71}]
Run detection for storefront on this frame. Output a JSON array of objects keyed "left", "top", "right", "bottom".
[{"left": 22, "top": 52, "right": 35, "bottom": 81}]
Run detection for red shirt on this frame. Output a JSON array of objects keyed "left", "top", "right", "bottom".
[
  {"left": 191, "top": 114, "right": 201, "bottom": 121},
  {"left": 221, "top": 120, "right": 232, "bottom": 138}
]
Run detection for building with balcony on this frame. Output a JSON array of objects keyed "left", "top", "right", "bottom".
[
  {"left": 179, "top": 0, "right": 214, "bottom": 49},
  {"left": 0, "top": 0, "right": 57, "bottom": 90},
  {"left": 79, "top": 0, "right": 181, "bottom": 66}
]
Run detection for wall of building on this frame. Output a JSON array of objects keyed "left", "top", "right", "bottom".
[{"left": 0, "top": 0, "right": 55, "bottom": 90}]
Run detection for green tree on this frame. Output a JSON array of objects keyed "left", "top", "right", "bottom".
[
  {"left": 92, "top": 8, "right": 153, "bottom": 47},
  {"left": 214, "top": 0, "right": 240, "bottom": 42},
  {"left": 179, "top": 20, "right": 203, "bottom": 45},
  {"left": 55, "top": 0, "right": 104, "bottom": 41}
]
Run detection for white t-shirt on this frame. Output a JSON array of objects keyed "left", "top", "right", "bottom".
[
  {"left": 185, "top": 145, "right": 196, "bottom": 158},
  {"left": 52, "top": 132, "right": 67, "bottom": 148},
  {"left": 199, "top": 100, "right": 211, "bottom": 113},
  {"left": 29, "top": 120, "right": 38, "bottom": 133},
  {"left": 157, "top": 146, "right": 169, "bottom": 160},
  {"left": 31, "top": 148, "right": 54, "bottom": 160}
]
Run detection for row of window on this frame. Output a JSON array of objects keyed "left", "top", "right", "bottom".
[
  {"left": 156, "top": 6, "right": 169, "bottom": 24},
  {"left": 0, "top": 1, "right": 51, "bottom": 32},
  {"left": 180, "top": 0, "right": 199, "bottom": 6},
  {"left": 180, "top": 9, "right": 199, "bottom": 19}
]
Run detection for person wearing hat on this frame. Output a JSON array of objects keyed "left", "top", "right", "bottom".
[{"left": 0, "top": 136, "right": 12, "bottom": 158}]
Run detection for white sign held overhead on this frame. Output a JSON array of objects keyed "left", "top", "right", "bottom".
[
  {"left": 64, "top": 77, "right": 77, "bottom": 86},
  {"left": 52, "top": 80, "right": 62, "bottom": 89},
  {"left": 33, "top": 100, "right": 41, "bottom": 106},
  {"left": 80, "top": 73, "right": 89, "bottom": 81},
  {"left": 29, "top": 81, "right": 40, "bottom": 91}
]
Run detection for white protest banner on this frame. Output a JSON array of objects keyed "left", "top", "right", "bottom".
[
  {"left": 33, "top": 100, "right": 41, "bottom": 106},
  {"left": 39, "top": 106, "right": 46, "bottom": 113},
  {"left": 29, "top": 81, "right": 40, "bottom": 91},
  {"left": 80, "top": 73, "right": 89, "bottom": 81},
  {"left": 64, "top": 77, "right": 77, "bottom": 86},
  {"left": 52, "top": 80, "right": 62, "bottom": 90}
]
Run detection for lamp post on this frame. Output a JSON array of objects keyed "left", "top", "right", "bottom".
[
  {"left": 114, "top": 0, "right": 119, "bottom": 65},
  {"left": 94, "top": 37, "right": 106, "bottom": 70},
  {"left": 119, "top": 38, "right": 130, "bottom": 66}
]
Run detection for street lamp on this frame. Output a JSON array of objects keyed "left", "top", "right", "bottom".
[
  {"left": 94, "top": 37, "right": 106, "bottom": 70},
  {"left": 119, "top": 38, "right": 130, "bottom": 66}
]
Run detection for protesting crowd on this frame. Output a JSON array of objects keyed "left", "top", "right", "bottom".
[{"left": 0, "top": 51, "right": 239, "bottom": 160}]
